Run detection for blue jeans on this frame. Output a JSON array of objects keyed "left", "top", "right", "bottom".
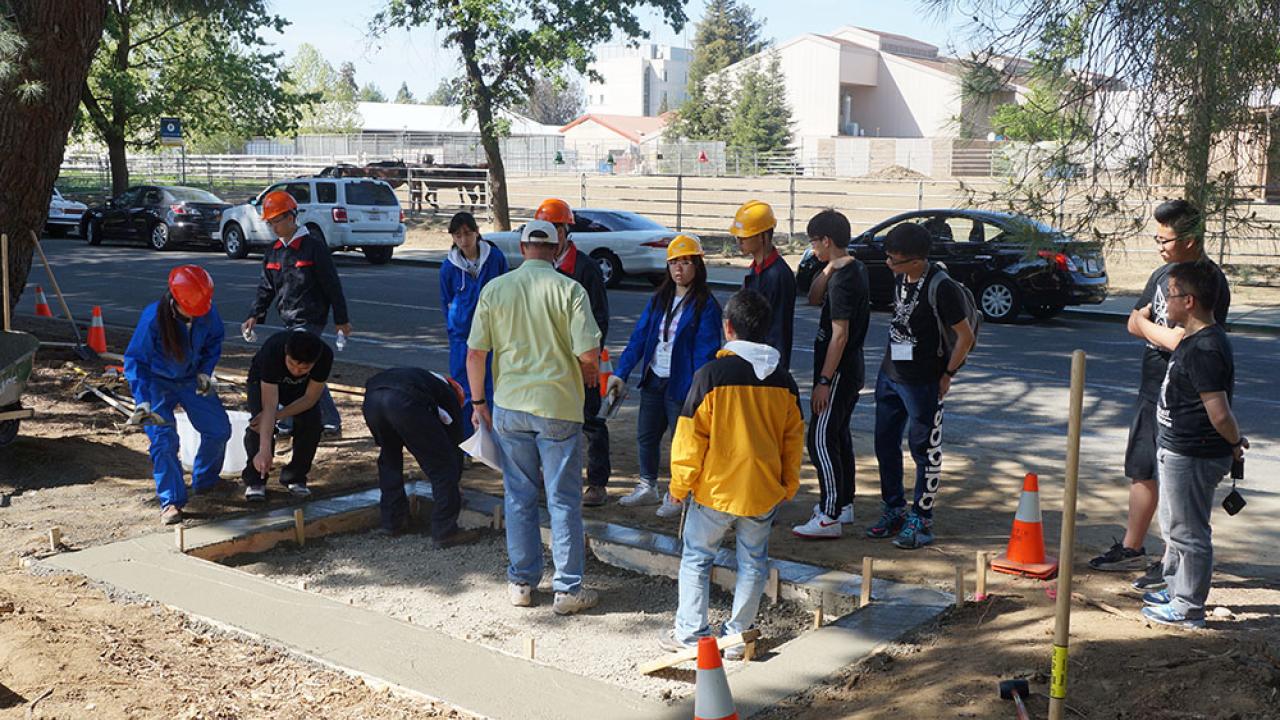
[
  {"left": 873, "top": 369, "right": 944, "bottom": 518},
  {"left": 674, "top": 501, "right": 778, "bottom": 645},
  {"left": 143, "top": 380, "right": 231, "bottom": 508},
  {"left": 636, "top": 375, "right": 682, "bottom": 486},
  {"left": 492, "top": 406, "right": 585, "bottom": 594}
]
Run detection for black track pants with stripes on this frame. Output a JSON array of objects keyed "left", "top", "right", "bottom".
[{"left": 807, "top": 372, "right": 862, "bottom": 519}]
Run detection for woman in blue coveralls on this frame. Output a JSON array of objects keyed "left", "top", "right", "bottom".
[
  {"left": 124, "top": 265, "right": 231, "bottom": 526},
  {"left": 439, "top": 211, "right": 507, "bottom": 436}
]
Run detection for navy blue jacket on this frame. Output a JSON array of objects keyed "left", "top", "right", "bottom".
[
  {"left": 742, "top": 250, "right": 796, "bottom": 371},
  {"left": 615, "top": 292, "right": 723, "bottom": 404}
]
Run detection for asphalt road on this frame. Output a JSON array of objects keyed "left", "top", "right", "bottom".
[{"left": 25, "top": 237, "right": 1280, "bottom": 576}]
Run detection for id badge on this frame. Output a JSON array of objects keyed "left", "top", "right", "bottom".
[{"left": 891, "top": 342, "right": 914, "bottom": 361}]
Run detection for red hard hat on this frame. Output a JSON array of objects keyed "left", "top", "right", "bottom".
[
  {"left": 534, "top": 198, "right": 574, "bottom": 225},
  {"left": 168, "top": 265, "right": 214, "bottom": 317},
  {"left": 261, "top": 190, "right": 297, "bottom": 221}
]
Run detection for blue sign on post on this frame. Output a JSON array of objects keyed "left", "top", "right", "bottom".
[{"left": 159, "top": 117, "right": 183, "bottom": 146}]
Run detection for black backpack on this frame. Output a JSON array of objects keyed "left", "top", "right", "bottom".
[{"left": 926, "top": 264, "right": 981, "bottom": 359}]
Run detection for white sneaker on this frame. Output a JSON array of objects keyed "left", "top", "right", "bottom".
[
  {"left": 814, "top": 502, "right": 855, "bottom": 525},
  {"left": 793, "top": 510, "right": 842, "bottom": 539},
  {"left": 619, "top": 483, "right": 661, "bottom": 506},
  {"left": 553, "top": 587, "right": 598, "bottom": 616},
  {"left": 244, "top": 485, "right": 266, "bottom": 503},
  {"left": 508, "top": 582, "right": 533, "bottom": 607},
  {"left": 287, "top": 484, "right": 311, "bottom": 498},
  {"left": 655, "top": 493, "right": 683, "bottom": 518}
]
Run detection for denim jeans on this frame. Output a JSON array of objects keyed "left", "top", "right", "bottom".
[
  {"left": 873, "top": 369, "right": 944, "bottom": 518},
  {"left": 674, "top": 500, "right": 778, "bottom": 645},
  {"left": 636, "top": 374, "right": 683, "bottom": 487},
  {"left": 1157, "top": 448, "right": 1232, "bottom": 620},
  {"left": 492, "top": 405, "right": 585, "bottom": 594}
]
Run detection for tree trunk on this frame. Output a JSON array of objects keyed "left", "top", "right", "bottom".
[
  {"left": 107, "top": 131, "right": 130, "bottom": 196},
  {"left": 460, "top": 31, "right": 511, "bottom": 230},
  {"left": 0, "top": 1, "right": 106, "bottom": 314}
]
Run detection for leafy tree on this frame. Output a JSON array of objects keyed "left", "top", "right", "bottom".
[
  {"left": 372, "top": 0, "right": 688, "bottom": 230},
  {"left": 520, "top": 75, "right": 584, "bottom": 125},
  {"left": 358, "top": 82, "right": 387, "bottom": 102},
  {"left": 337, "top": 61, "right": 359, "bottom": 101},
  {"left": 394, "top": 81, "right": 417, "bottom": 103},
  {"left": 727, "top": 52, "right": 792, "bottom": 152},
  {"left": 286, "top": 43, "right": 360, "bottom": 134},
  {"left": 81, "top": 1, "right": 307, "bottom": 194},
  {"left": 988, "top": 77, "right": 1090, "bottom": 143},
  {"left": 1, "top": 1, "right": 105, "bottom": 312},
  {"left": 667, "top": 0, "right": 767, "bottom": 141},
  {"left": 425, "top": 76, "right": 462, "bottom": 105}
]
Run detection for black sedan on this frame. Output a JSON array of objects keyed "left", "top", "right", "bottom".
[
  {"left": 796, "top": 209, "right": 1108, "bottom": 322},
  {"left": 81, "top": 185, "right": 231, "bottom": 251}
]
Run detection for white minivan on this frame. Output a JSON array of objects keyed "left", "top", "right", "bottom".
[{"left": 219, "top": 176, "right": 405, "bottom": 264}]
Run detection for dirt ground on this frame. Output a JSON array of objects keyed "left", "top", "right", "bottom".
[{"left": 3, "top": 312, "right": 1279, "bottom": 718}]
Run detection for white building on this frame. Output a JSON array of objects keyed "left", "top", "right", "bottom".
[{"left": 586, "top": 43, "right": 691, "bottom": 117}]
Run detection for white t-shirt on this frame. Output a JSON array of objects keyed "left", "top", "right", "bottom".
[{"left": 650, "top": 295, "right": 688, "bottom": 379}]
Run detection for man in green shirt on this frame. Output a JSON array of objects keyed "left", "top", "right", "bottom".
[{"left": 467, "top": 219, "right": 602, "bottom": 616}]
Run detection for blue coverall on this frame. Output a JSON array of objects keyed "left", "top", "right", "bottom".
[
  {"left": 123, "top": 301, "right": 231, "bottom": 508},
  {"left": 439, "top": 241, "right": 507, "bottom": 434}
]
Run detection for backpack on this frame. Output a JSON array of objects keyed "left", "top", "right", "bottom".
[{"left": 926, "top": 264, "right": 981, "bottom": 359}]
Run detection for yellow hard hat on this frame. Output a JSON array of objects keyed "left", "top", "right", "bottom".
[
  {"left": 729, "top": 200, "right": 776, "bottom": 237},
  {"left": 666, "top": 234, "right": 703, "bottom": 261}
]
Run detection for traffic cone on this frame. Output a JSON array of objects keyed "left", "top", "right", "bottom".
[
  {"left": 990, "top": 473, "right": 1059, "bottom": 580},
  {"left": 693, "top": 636, "right": 738, "bottom": 720},
  {"left": 33, "top": 286, "right": 53, "bottom": 317},
  {"left": 598, "top": 348, "right": 613, "bottom": 398},
  {"left": 87, "top": 306, "right": 108, "bottom": 354}
]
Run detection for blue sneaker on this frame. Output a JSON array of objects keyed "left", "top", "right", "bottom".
[
  {"left": 1141, "top": 604, "right": 1205, "bottom": 629},
  {"left": 1142, "top": 589, "right": 1172, "bottom": 606},
  {"left": 865, "top": 505, "right": 907, "bottom": 539},
  {"left": 892, "top": 513, "right": 934, "bottom": 549}
]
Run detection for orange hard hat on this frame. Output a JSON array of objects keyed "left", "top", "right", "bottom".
[
  {"left": 534, "top": 198, "right": 574, "bottom": 225},
  {"left": 261, "top": 190, "right": 297, "bottom": 221},
  {"left": 168, "top": 265, "right": 215, "bottom": 318}
]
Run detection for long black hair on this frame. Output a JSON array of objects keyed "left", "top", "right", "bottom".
[
  {"left": 448, "top": 211, "right": 484, "bottom": 248},
  {"left": 650, "top": 254, "right": 713, "bottom": 326},
  {"left": 157, "top": 291, "right": 188, "bottom": 362}
]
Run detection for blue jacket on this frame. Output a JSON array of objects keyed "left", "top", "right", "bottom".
[
  {"left": 440, "top": 240, "right": 508, "bottom": 341},
  {"left": 124, "top": 301, "right": 224, "bottom": 406},
  {"left": 615, "top": 292, "right": 722, "bottom": 404}
]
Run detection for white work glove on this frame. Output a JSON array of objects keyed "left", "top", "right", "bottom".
[
  {"left": 606, "top": 375, "right": 626, "bottom": 399},
  {"left": 128, "top": 401, "right": 153, "bottom": 426},
  {"left": 196, "top": 373, "right": 213, "bottom": 396}
]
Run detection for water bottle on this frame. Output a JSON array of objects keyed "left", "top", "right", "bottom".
[
  {"left": 242, "top": 327, "right": 257, "bottom": 343},
  {"left": 335, "top": 330, "right": 347, "bottom": 352}
]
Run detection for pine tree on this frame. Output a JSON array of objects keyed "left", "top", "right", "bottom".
[
  {"left": 727, "top": 52, "right": 793, "bottom": 152},
  {"left": 358, "top": 83, "right": 386, "bottom": 102},
  {"left": 394, "top": 81, "right": 416, "bottom": 104},
  {"left": 667, "top": 0, "right": 767, "bottom": 141}
]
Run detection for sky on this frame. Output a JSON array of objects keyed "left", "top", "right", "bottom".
[{"left": 262, "top": 0, "right": 970, "bottom": 100}]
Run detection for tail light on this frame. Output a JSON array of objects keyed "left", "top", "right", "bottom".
[
  {"left": 332, "top": 207, "right": 348, "bottom": 223},
  {"left": 399, "top": 209, "right": 405, "bottom": 223},
  {"left": 1038, "top": 250, "right": 1078, "bottom": 272},
  {"left": 641, "top": 237, "right": 672, "bottom": 248},
  {"left": 169, "top": 204, "right": 189, "bottom": 215}
]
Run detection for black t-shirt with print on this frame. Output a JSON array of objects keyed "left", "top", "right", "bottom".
[
  {"left": 814, "top": 258, "right": 871, "bottom": 390},
  {"left": 882, "top": 265, "right": 967, "bottom": 385},
  {"left": 1156, "top": 324, "right": 1234, "bottom": 458},
  {"left": 1135, "top": 261, "right": 1230, "bottom": 401},
  {"left": 248, "top": 330, "right": 334, "bottom": 404}
]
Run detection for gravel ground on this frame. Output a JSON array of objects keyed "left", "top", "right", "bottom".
[{"left": 227, "top": 529, "right": 813, "bottom": 700}]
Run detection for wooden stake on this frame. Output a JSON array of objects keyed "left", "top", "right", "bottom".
[
  {"left": 860, "top": 557, "right": 873, "bottom": 607},
  {"left": 955, "top": 565, "right": 965, "bottom": 606},
  {"left": 813, "top": 605, "right": 824, "bottom": 630},
  {"left": 47, "top": 527, "right": 61, "bottom": 552},
  {"left": 1049, "top": 350, "right": 1086, "bottom": 720},
  {"left": 766, "top": 566, "right": 780, "bottom": 605},
  {"left": 524, "top": 636, "right": 535, "bottom": 660},
  {"left": 492, "top": 505, "right": 503, "bottom": 531},
  {"left": 975, "top": 551, "right": 988, "bottom": 601},
  {"left": 294, "top": 508, "right": 305, "bottom": 547},
  {"left": 174, "top": 524, "right": 185, "bottom": 552},
  {"left": 742, "top": 639, "right": 756, "bottom": 663},
  {"left": 2, "top": 234, "right": 10, "bottom": 332}
]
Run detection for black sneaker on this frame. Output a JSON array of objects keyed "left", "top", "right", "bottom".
[
  {"left": 1088, "top": 541, "right": 1146, "bottom": 572},
  {"left": 1132, "top": 561, "right": 1166, "bottom": 591}
]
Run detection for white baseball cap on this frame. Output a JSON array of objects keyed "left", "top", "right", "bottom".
[{"left": 521, "top": 219, "right": 559, "bottom": 244}]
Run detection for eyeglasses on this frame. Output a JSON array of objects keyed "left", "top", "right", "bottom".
[
  {"left": 1166, "top": 292, "right": 1191, "bottom": 300},
  {"left": 667, "top": 258, "right": 695, "bottom": 267},
  {"left": 1154, "top": 234, "right": 1182, "bottom": 246}
]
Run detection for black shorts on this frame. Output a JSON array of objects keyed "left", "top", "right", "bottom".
[{"left": 1124, "top": 398, "right": 1158, "bottom": 481}]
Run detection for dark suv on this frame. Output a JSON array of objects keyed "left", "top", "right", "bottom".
[
  {"left": 796, "top": 209, "right": 1108, "bottom": 322},
  {"left": 81, "top": 185, "right": 230, "bottom": 251}
]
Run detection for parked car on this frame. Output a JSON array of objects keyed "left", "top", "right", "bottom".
[
  {"left": 46, "top": 187, "right": 87, "bottom": 237},
  {"left": 485, "top": 209, "right": 684, "bottom": 287},
  {"left": 795, "top": 209, "right": 1108, "bottom": 322},
  {"left": 80, "top": 185, "right": 230, "bottom": 251},
  {"left": 219, "top": 176, "right": 405, "bottom": 264}
]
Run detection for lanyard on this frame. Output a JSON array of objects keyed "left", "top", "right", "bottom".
[{"left": 662, "top": 295, "right": 688, "bottom": 343}]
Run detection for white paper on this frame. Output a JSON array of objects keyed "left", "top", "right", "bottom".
[
  {"left": 891, "top": 342, "right": 914, "bottom": 361},
  {"left": 459, "top": 422, "right": 504, "bottom": 471}
]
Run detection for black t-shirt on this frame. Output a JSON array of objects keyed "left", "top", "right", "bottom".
[
  {"left": 248, "top": 330, "right": 334, "bottom": 403},
  {"left": 366, "top": 367, "right": 465, "bottom": 445},
  {"left": 1156, "top": 324, "right": 1234, "bottom": 458},
  {"left": 814, "top": 259, "right": 871, "bottom": 389},
  {"left": 1135, "top": 261, "right": 1230, "bottom": 401},
  {"left": 882, "top": 266, "right": 967, "bottom": 385}
]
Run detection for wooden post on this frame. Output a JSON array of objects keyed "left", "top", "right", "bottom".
[
  {"left": 1049, "top": 350, "right": 1086, "bottom": 720},
  {"left": 813, "top": 605, "right": 824, "bottom": 630},
  {"left": 975, "top": 551, "right": 989, "bottom": 601},
  {"left": 48, "top": 527, "right": 62, "bottom": 552},
  {"left": 294, "top": 508, "right": 305, "bottom": 547},
  {"left": 766, "top": 566, "right": 780, "bottom": 605},
  {"left": 524, "top": 636, "right": 536, "bottom": 660},
  {"left": 860, "top": 557, "right": 873, "bottom": 608},
  {"left": 954, "top": 565, "right": 965, "bottom": 607},
  {"left": 2, "top": 233, "right": 10, "bottom": 332},
  {"left": 742, "top": 639, "right": 756, "bottom": 663},
  {"left": 492, "top": 505, "right": 503, "bottom": 531},
  {"left": 174, "top": 524, "right": 185, "bottom": 552}
]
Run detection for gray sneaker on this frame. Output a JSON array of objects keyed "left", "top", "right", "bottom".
[
  {"left": 552, "top": 588, "right": 598, "bottom": 616},
  {"left": 619, "top": 483, "right": 661, "bottom": 506},
  {"left": 657, "top": 629, "right": 695, "bottom": 652},
  {"left": 508, "top": 582, "right": 533, "bottom": 607}
]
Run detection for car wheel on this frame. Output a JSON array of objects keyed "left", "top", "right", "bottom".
[
  {"left": 979, "top": 278, "right": 1022, "bottom": 322},
  {"left": 591, "top": 250, "right": 623, "bottom": 288},
  {"left": 223, "top": 222, "right": 249, "bottom": 259},
  {"left": 84, "top": 221, "right": 101, "bottom": 246},
  {"left": 1026, "top": 302, "right": 1066, "bottom": 320},
  {"left": 363, "top": 246, "right": 394, "bottom": 264},
  {"left": 305, "top": 223, "right": 331, "bottom": 253},
  {"left": 149, "top": 222, "right": 171, "bottom": 251}
]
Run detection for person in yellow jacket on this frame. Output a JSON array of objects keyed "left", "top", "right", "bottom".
[{"left": 658, "top": 289, "right": 804, "bottom": 660}]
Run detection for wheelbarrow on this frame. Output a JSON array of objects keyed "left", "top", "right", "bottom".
[{"left": 0, "top": 330, "right": 38, "bottom": 448}]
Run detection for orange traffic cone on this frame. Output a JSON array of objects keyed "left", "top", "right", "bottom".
[
  {"left": 991, "top": 473, "right": 1059, "bottom": 580},
  {"left": 598, "top": 347, "right": 613, "bottom": 398},
  {"left": 693, "top": 636, "right": 738, "bottom": 720},
  {"left": 33, "top": 286, "right": 53, "bottom": 317},
  {"left": 86, "top": 305, "right": 108, "bottom": 354}
]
